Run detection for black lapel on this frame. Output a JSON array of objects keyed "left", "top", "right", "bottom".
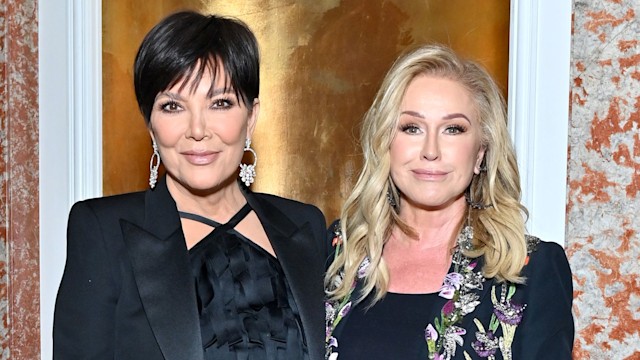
[
  {"left": 245, "top": 191, "right": 325, "bottom": 360},
  {"left": 121, "top": 178, "right": 203, "bottom": 360}
]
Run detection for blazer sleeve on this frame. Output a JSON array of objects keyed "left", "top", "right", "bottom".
[
  {"left": 53, "top": 201, "right": 119, "bottom": 359},
  {"left": 516, "top": 241, "right": 575, "bottom": 359}
]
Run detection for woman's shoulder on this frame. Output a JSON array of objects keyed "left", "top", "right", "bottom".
[
  {"left": 524, "top": 237, "right": 570, "bottom": 268},
  {"left": 252, "top": 192, "right": 322, "bottom": 215},
  {"left": 520, "top": 236, "right": 572, "bottom": 288},
  {"left": 69, "top": 190, "right": 147, "bottom": 221}
]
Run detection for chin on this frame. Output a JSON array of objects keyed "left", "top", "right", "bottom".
[
  {"left": 403, "top": 193, "right": 464, "bottom": 211},
  {"left": 169, "top": 172, "right": 238, "bottom": 194}
]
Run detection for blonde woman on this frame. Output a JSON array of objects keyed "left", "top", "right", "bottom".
[{"left": 325, "top": 44, "right": 573, "bottom": 359}]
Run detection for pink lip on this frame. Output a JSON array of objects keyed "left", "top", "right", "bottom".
[
  {"left": 181, "top": 150, "right": 219, "bottom": 165},
  {"left": 411, "top": 169, "right": 449, "bottom": 180}
]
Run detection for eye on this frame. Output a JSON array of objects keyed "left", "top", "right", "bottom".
[
  {"left": 444, "top": 124, "right": 467, "bottom": 134},
  {"left": 159, "top": 101, "right": 182, "bottom": 113},
  {"left": 400, "top": 124, "right": 422, "bottom": 135},
  {"left": 211, "top": 97, "right": 235, "bottom": 109}
]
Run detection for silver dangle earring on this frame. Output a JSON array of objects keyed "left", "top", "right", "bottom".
[
  {"left": 457, "top": 211, "right": 475, "bottom": 251},
  {"left": 239, "top": 138, "right": 257, "bottom": 187},
  {"left": 149, "top": 139, "right": 160, "bottom": 189}
]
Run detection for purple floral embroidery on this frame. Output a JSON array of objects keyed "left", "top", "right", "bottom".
[
  {"left": 471, "top": 330, "right": 498, "bottom": 357},
  {"left": 337, "top": 302, "right": 352, "bottom": 319},
  {"left": 442, "top": 300, "right": 455, "bottom": 316},
  {"left": 357, "top": 258, "right": 370, "bottom": 279},
  {"left": 425, "top": 323, "right": 438, "bottom": 342},
  {"left": 470, "top": 284, "right": 526, "bottom": 359},
  {"left": 327, "top": 336, "right": 338, "bottom": 348},
  {"left": 493, "top": 300, "right": 526, "bottom": 325},
  {"left": 439, "top": 272, "right": 464, "bottom": 299},
  {"left": 424, "top": 247, "right": 485, "bottom": 359}
]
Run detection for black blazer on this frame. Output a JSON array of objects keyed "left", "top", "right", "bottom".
[
  {"left": 328, "top": 228, "right": 574, "bottom": 359},
  {"left": 54, "top": 177, "right": 327, "bottom": 360}
]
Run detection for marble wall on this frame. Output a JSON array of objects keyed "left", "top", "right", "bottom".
[
  {"left": 0, "top": 0, "right": 40, "bottom": 359},
  {"left": 568, "top": 0, "right": 640, "bottom": 358}
]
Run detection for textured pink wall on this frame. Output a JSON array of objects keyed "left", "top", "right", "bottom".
[
  {"left": 568, "top": 0, "right": 640, "bottom": 358},
  {"left": 0, "top": 0, "right": 40, "bottom": 359}
]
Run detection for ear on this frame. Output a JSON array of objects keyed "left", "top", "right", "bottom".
[
  {"left": 247, "top": 98, "right": 259, "bottom": 139},
  {"left": 473, "top": 145, "right": 486, "bottom": 175},
  {"left": 148, "top": 126, "right": 156, "bottom": 144}
]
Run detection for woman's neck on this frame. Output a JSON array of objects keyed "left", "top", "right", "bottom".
[
  {"left": 394, "top": 197, "right": 467, "bottom": 249},
  {"left": 166, "top": 176, "right": 246, "bottom": 223}
]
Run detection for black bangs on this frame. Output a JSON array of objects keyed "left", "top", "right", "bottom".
[{"left": 134, "top": 11, "right": 260, "bottom": 124}]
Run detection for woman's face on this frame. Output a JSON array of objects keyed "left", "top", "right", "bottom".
[
  {"left": 149, "top": 66, "right": 258, "bottom": 194},
  {"left": 390, "top": 75, "right": 485, "bottom": 210}
]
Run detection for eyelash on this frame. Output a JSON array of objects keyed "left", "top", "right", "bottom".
[
  {"left": 159, "top": 101, "right": 182, "bottom": 113},
  {"left": 211, "top": 97, "right": 235, "bottom": 109},
  {"left": 399, "top": 124, "right": 468, "bottom": 134},
  {"left": 400, "top": 124, "right": 421, "bottom": 134},
  {"left": 444, "top": 124, "right": 467, "bottom": 134},
  {"left": 157, "top": 97, "right": 236, "bottom": 113}
]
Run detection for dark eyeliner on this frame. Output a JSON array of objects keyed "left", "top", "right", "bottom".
[
  {"left": 446, "top": 124, "right": 467, "bottom": 134},
  {"left": 158, "top": 100, "right": 180, "bottom": 113}
]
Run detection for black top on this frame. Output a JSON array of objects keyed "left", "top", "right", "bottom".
[
  {"left": 185, "top": 204, "right": 308, "bottom": 359},
  {"left": 337, "top": 291, "right": 443, "bottom": 359}
]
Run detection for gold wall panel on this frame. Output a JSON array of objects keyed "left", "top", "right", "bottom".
[
  {"left": 103, "top": 0, "right": 510, "bottom": 221},
  {"left": 102, "top": 0, "right": 202, "bottom": 195}
]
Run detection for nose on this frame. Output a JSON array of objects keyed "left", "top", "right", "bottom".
[
  {"left": 421, "top": 132, "right": 439, "bottom": 161},
  {"left": 186, "top": 110, "right": 207, "bottom": 141}
]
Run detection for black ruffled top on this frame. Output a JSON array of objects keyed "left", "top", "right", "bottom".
[{"left": 185, "top": 203, "right": 308, "bottom": 359}]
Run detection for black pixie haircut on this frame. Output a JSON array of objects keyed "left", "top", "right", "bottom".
[{"left": 134, "top": 11, "right": 260, "bottom": 125}]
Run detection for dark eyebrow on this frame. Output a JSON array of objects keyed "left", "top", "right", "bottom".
[
  {"left": 206, "top": 87, "right": 235, "bottom": 98},
  {"left": 400, "top": 110, "right": 470, "bottom": 124},
  {"left": 155, "top": 91, "right": 184, "bottom": 102},
  {"left": 155, "top": 87, "right": 232, "bottom": 102}
]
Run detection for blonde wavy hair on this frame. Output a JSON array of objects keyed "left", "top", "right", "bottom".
[{"left": 325, "top": 44, "right": 528, "bottom": 303}]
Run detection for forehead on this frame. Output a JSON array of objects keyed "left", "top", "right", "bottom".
[
  {"left": 401, "top": 75, "right": 476, "bottom": 115},
  {"left": 166, "top": 60, "right": 232, "bottom": 95}
]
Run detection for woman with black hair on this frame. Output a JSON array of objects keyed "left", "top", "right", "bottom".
[{"left": 54, "top": 11, "right": 326, "bottom": 360}]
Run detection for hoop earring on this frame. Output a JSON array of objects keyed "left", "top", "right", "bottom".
[
  {"left": 149, "top": 139, "right": 160, "bottom": 189},
  {"left": 465, "top": 187, "right": 492, "bottom": 210},
  {"left": 239, "top": 138, "right": 257, "bottom": 187}
]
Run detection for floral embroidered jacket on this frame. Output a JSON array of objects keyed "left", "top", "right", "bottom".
[{"left": 324, "top": 222, "right": 574, "bottom": 360}]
